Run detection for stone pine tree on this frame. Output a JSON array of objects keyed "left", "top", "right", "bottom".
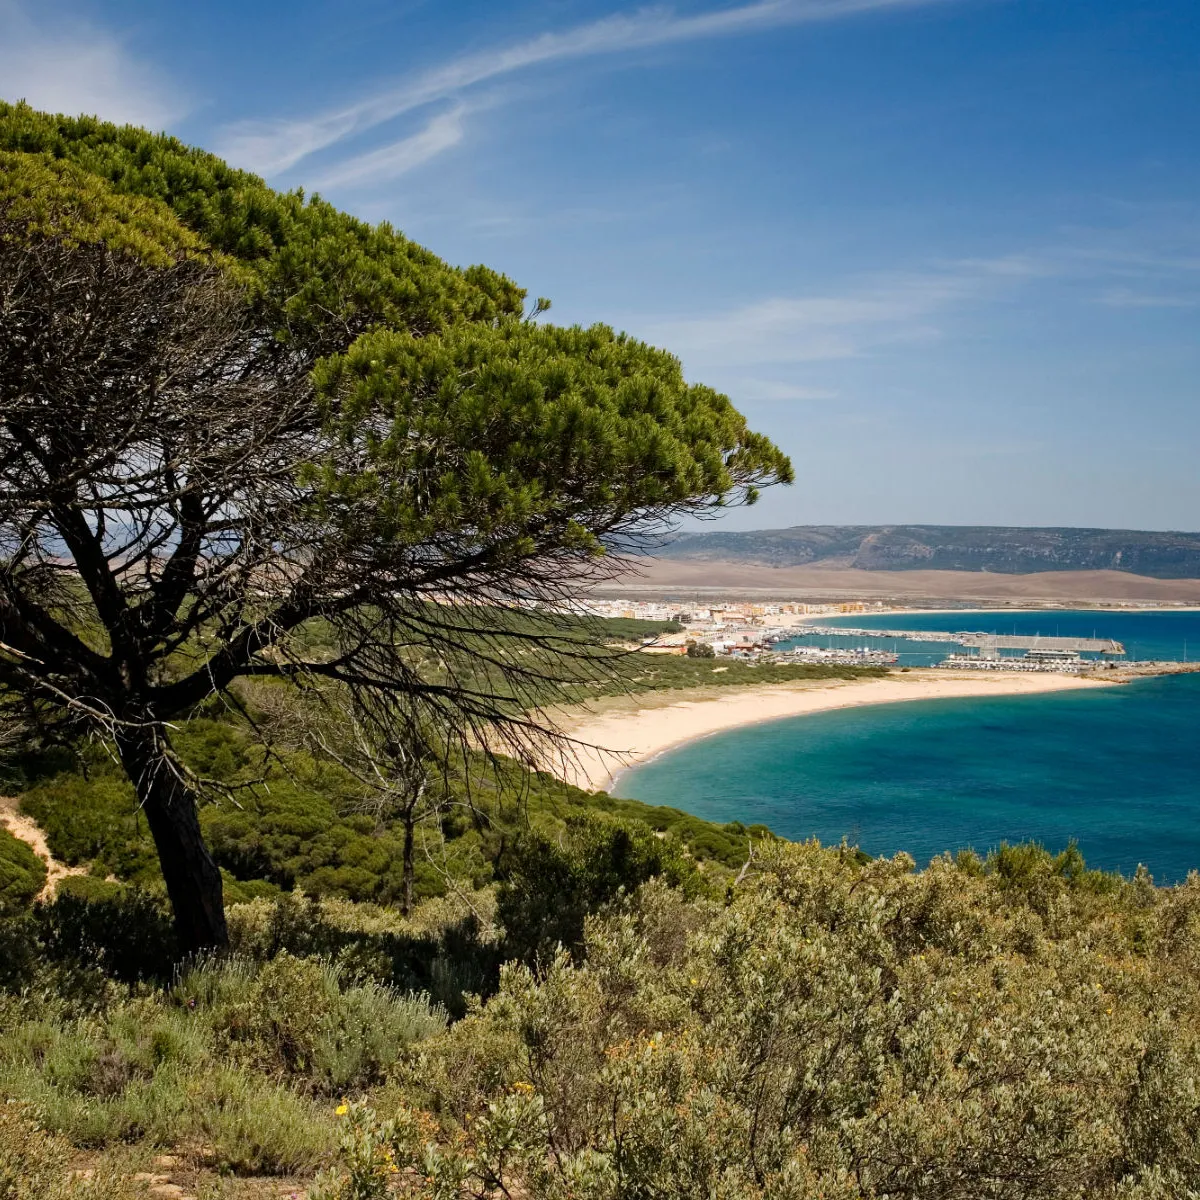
[{"left": 0, "top": 109, "right": 792, "bottom": 953}]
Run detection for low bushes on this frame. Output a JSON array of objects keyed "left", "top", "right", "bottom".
[
  {"left": 10, "top": 825, "right": 1200, "bottom": 1196},
  {"left": 590, "top": 799, "right": 772, "bottom": 869},
  {"left": 0, "top": 949, "right": 447, "bottom": 1175},
  {"left": 17, "top": 725, "right": 428, "bottom": 906},
  {"left": 0, "top": 827, "right": 45, "bottom": 910},
  {"left": 599, "top": 656, "right": 889, "bottom": 694},
  {"left": 317, "top": 841, "right": 1200, "bottom": 1199},
  {"left": 175, "top": 952, "right": 446, "bottom": 1094},
  {"left": 19, "top": 776, "right": 158, "bottom": 887},
  {"left": 0, "top": 1103, "right": 140, "bottom": 1200},
  {"left": 496, "top": 813, "right": 703, "bottom": 965},
  {"left": 0, "top": 879, "right": 179, "bottom": 993},
  {"left": 224, "top": 891, "right": 502, "bottom": 1016},
  {"left": 0, "top": 991, "right": 333, "bottom": 1174},
  {"left": 38, "top": 881, "right": 179, "bottom": 985},
  {"left": 2, "top": 1055, "right": 333, "bottom": 1177}
]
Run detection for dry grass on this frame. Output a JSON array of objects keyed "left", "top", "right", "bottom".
[{"left": 595, "top": 558, "right": 1200, "bottom": 603}]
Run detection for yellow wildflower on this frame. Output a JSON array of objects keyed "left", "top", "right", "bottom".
[{"left": 335, "top": 1102, "right": 349, "bottom": 1116}]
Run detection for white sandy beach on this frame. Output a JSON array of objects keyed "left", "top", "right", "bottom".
[{"left": 543, "top": 670, "right": 1114, "bottom": 793}]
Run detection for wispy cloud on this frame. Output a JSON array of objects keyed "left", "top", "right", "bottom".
[
  {"left": 306, "top": 105, "right": 470, "bottom": 190},
  {"left": 738, "top": 380, "right": 839, "bottom": 401},
  {"left": 216, "top": 0, "right": 964, "bottom": 179},
  {"left": 640, "top": 270, "right": 979, "bottom": 367},
  {"left": 950, "top": 253, "right": 1059, "bottom": 279},
  {"left": 0, "top": 0, "right": 185, "bottom": 128},
  {"left": 638, "top": 222, "right": 1200, "bottom": 375},
  {"left": 1096, "top": 287, "right": 1197, "bottom": 310}
]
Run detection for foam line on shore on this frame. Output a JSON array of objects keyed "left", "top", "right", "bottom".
[{"left": 542, "top": 670, "right": 1114, "bottom": 794}]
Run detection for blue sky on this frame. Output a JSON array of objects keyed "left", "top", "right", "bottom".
[{"left": 3, "top": 0, "right": 1198, "bottom": 531}]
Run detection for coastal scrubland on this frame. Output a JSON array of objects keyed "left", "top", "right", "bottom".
[
  {"left": 2, "top": 669, "right": 1198, "bottom": 1197},
  {"left": 4, "top": 652, "right": 1194, "bottom": 1197},
  {"left": 4, "top": 824, "right": 1200, "bottom": 1198}
]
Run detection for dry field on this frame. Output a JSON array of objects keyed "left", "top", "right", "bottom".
[{"left": 592, "top": 557, "right": 1200, "bottom": 604}]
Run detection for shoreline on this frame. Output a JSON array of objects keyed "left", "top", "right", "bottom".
[{"left": 542, "top": 669, "right": 1116, "bottom": 794}]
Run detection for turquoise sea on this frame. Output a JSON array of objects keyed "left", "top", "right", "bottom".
[
  {"left": 614, "top": 610, "right": 1200, "bottom": 883},
  {"left": 784, "top": 606, "right": 1200, "bottom": 666}
]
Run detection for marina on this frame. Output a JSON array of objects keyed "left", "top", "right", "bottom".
[
  {"left": 807, "top": 626, "right": 1126, "bottom": 656},
  {"left": 936, "top": 649, "right": 1093, "bottom": 673},
  {"left": 773, "top": 645, "right": 899, "bottom": 666}
]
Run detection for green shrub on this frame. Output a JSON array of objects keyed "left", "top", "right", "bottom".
[
  {"left": 389, "top": 843, "right": 1200, "bottom": 1199},
  {"left": 597, "top": 655, "right": 888, "bottom": 695},
  {"left": 200, "top": 774, "right": 412, "bottom": 904},
  {"left": 0, "top": 999, "right": 206, "bottom": 1143},
  {"left": 586, "top": 796, "right": 771, "bottom": 869},
  {"left": 0, "top": 914, "right": 37, "bottom": 991},
  {"left": 0, "top": 828, "right": 45, "bottom": 910},
  {"left": 1, "top": 948, "right": 443, "bottom": 1170},
  {"left": 310, "top": 1101, "right": 447, "bottom": 1200},
  {"left": 223, "top": 892, "right": 501, "bottom": 1016},
  {"left": 217, "top": 872, "right": 281, "bottom": 905},
  {"left": 13, "top": 709, "right": 770, "bottom": 912},
  {"left": 0, "top": 1103, "right": 140, "bottom": 1199},
  {"left": 496, "top": 813, "right": 701, "bottom": 966},
  {"left": 36, "top": 884, "right": 178, "bottom": 985},
  {"left": 18, "top": 728, "right": 449, "bottom": 906},
  {"left": 176, "top": 952, "right": 446, "bottom": 1095},
  {"left": 20, "top": 775, "right": 158, "bottom": 885},
  {"left": 984, "top": 838, "right": 1123, "bottom": 911},
  {"left": 0, "top": 1103, "right": 69, "bottom": 1200},
  {"left": 194, "top": 1067, "right": 335, "bottom": 1175},
  {"left": 0, "top": 990, "right": 335, "bottom": 1175},
  {"left": 2, "top": 1059, "right": 332, "bottom": 1176}
]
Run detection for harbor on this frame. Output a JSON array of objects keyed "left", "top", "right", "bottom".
[
  {"left": 772, "top": 645, "right": 899, "bottom": 667},
  {"left": 577, "top": 597, "right": 1200, "bottom": 675},
  {"left": 807, "top": 626, "right": 1125, "bottom": 656}
]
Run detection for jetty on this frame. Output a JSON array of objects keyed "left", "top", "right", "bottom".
[{"left": 810, "top": 627, "right": 1125, "bottom": 656}]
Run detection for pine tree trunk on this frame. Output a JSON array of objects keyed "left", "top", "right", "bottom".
[
  {"left": 116, "top": 729, "right": 228, "bottom": 953},
  {"left": 402, "top": 807, "right": 415, "bottom": 917}
]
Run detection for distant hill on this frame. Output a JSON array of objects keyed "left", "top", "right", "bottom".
[{"left": 656, "top": 525, "right": 1200, "bottom": 579}]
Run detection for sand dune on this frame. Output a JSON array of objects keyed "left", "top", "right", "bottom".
[
  {"left": 591, "top": 558, "right": 1200, "bottom": 604},
  {"left": 543, "top": 670, "right": 1111, "bottom": 793}
]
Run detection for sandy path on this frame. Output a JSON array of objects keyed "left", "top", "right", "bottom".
[
  {"left": 0, "top": 793, "right": 85, "bottom": 899},
  {"left": 541, "top": 670, "right": 1114, "bottom": 792}
]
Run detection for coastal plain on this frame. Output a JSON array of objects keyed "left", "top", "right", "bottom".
[{"left": 595, "top": 557, "right": 1200, "bottom": 604}]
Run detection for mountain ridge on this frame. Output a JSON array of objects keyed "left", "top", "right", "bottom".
[{"left": 655, "top": 525, "right": 1200, "bottom": 579}]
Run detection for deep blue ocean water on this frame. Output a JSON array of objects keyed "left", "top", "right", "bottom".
[{"left": 614, "top": 610, "right": 1200, "bottom": 883}]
